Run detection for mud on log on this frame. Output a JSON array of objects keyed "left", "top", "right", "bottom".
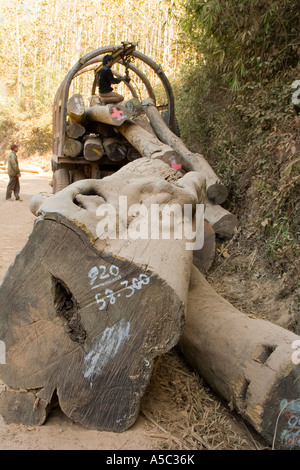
[
  {"left": 0, "top": 160, "right": 206, "bottom": 432},
  {"left": 179, "top": 266, "right": 300, "bottom": 450}
]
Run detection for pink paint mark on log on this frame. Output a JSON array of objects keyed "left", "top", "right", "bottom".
[
  {"left": 171, "top": 160, "right": 182, "bottom": 170},
  {"left": 111, "top": 107, "right": 124, "bottom": 120}
]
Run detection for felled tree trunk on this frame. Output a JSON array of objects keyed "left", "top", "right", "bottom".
[
  {"left": 126, "top": 146, "right": 141, "bottom": 162},
  {"left": 193, "top": 220, "right": 216, "bottom": 274},
  {"left": 205, "top": 202, "right": 239, "bottom": 239},
  {"left": 103, "top": 137, "right": 127, "bottom": 162},
  {"left": 132, "top": 116, "right": 157, "bottom": 137},
  {"left": 179, "top": 266, "right": 300, "bottom": 450},
  {"left": 117, "top": 120, "right": 185, "bottom": 172},
  {"left": 66, "top": 123, "right": 86, "bottom": 140},
  {"left": 83, "top": 136, "right": 104, "bottom": 161},
  {"left": 85, "top": 104, "right": 129, "bottom": 127},
  {"left": 0, "top": 159, "right": 206, "bottom": 432},
  {"left": 142, "top": 98, "right": 228, "bottom": 204},
  {"left": 67, "top": 94, "right": 85, "bottom": 124},
  {"left": 64, "top": 138, "right": 83, "bottom": 158}
]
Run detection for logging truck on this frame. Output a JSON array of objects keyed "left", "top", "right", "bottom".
[{"left": 51, "top": 41, "right": 180, "bottom": 193}]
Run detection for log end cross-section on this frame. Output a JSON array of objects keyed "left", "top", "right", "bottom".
[{"left": 0, "top": 214, "right": 185, "bottom": 432}]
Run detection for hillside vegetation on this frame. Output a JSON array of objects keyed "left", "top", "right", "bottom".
[{"left": 175, "top": 0, "right": 300, "bottom": 331}]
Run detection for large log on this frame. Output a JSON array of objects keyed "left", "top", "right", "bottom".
[
  {"left": 0, "top": 160, "right": 206, "bottom": 432},
  {"left": 66, "top": 122, "right": 86, "bottom": 140},
  {"left": 132, "top": 115, "right": 157, "bottom": 137},
  {"left": 193, "top": 220, "right": 216, "bottom": 274},
  {"left": 142, "top": 98, "right": 228, "bottom": 204},
  {"left": 103, "top": 136, "right": 127, "bottom": 162},
  {"left": 179, "top": 265, "right": 300, "bottom": 450},
  {"left": 63, "top": 138, "right": 83, "bottom": 158},
  {"left": 117, "top": 120, "right": 186, "bottom": 172},
  {"left": 83, "top": 135, "right": 104, "bottom": 162},
  {"left": 205, "top": 202, "right": 239, "bottom": 239},
  {"left": 85, "top": 104, "right": 130, "bottom": 127},
  {"left": 126, "top": 145, "right": 141, "bottom": 162},
  {"left": 67, "top": 94, "right": 85, "bottom": 124}
]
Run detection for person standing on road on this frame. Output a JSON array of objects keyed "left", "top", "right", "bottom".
[
  {"left": 98, "top": 54, "right": 130, "bottom": 104},
  {"left": 6, "top": 144, "right": 22, "bottom": 201}
]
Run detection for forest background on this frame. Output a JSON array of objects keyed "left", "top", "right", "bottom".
[{"left": 0, "top": 0, "right": 299, "bottom": 329}]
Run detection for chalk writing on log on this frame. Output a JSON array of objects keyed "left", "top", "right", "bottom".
[
  {"left": 280, "top": 399, "right": 300, "bottom": 449},
  {"left": 83, "top": 318, "right": 131, "bottom": 379},
  {"left": 111, "top": 107, "right": 124, "bottom": 120},
  {"left": 88, "top": 264, "right": 150, "bottom": 311}
]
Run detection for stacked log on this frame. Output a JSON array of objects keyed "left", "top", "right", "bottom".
[
  {"left": 60, "top": 94, "right": 239, "bottom": 288},
  {"left": 142, "top": 98, "right": 228, "bottom": 205}
]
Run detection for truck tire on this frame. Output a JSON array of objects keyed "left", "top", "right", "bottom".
[
  {"left": 53, "top": 168, "right": 70, "bottom": 193},
  {"left": 72, "top": 169, "right": 86, "bottom": 183}
]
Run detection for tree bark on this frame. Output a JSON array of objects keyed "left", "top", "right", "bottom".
[
  {"left": 193, "top": 220, "right": 216, "bottom": 274},
  {"left": 83, "top": 135, "right": 104, "bottom": 161},
  {"left": 0, "top": 160, "right": 206, "bottom": 432},
  {"left": 117, "top": 120, "right": 185, "bottom": 172},
  {"left": 179, "top": 265, "right": 300, "bottom": 450},
  {"left": 142, "top": 98, "right": 228, "bottom": 204}
]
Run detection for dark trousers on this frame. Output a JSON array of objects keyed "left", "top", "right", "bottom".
[{"left": 6, "top": 175, "right": 20, "bottom": 200}]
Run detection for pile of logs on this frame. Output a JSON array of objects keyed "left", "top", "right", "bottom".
[
  {"left": 0, "top": 95, "right": 299, "bottom": 451},
  {"left": 63, "top": 93, "right": 238, "bottom": 273}
]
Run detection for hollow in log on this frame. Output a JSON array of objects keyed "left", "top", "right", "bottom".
[{"left": 179, "top": 265, "right": 300, "bottom": 450}]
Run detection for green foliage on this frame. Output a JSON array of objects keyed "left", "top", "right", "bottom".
[{"left": 179, "top": 0, "right": 300, "bottom": 87}]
